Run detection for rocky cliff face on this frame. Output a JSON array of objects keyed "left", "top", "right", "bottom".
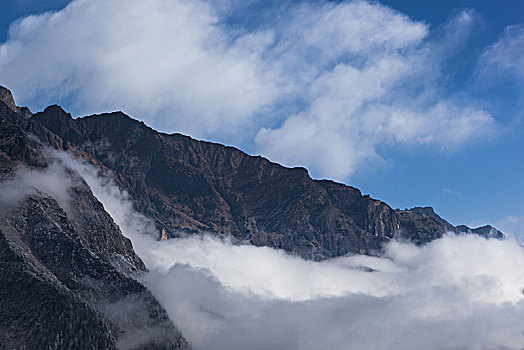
[
  {"left": 0, "top": 97, "right": 189, "bottom": 349},
  {"left": 0, "top": 86, "right": 17, "bottom": 113},
  {"left": 28, "top": 97, "right": 502, "bottom": 260}
]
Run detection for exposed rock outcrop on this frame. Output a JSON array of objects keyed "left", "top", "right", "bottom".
[{"left": 0, "top": 86, "right": 32, "bottom": 118}]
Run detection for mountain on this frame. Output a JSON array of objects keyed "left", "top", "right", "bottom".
[
  {"left": 20, "top": 90, "right": 502, "bottom": 260},
  {"left": 0, "top": 85, "right": 505, "bottom": 348},
  {"left": 0, "top": 94, "right": 189, "bottom": 349}
]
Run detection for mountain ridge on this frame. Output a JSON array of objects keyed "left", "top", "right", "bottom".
[{"left": 16, "top": 89, "right": 502, "bottom": 260}]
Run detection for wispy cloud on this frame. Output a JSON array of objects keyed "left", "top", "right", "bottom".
[
  {"left": 481, "top": 25, "right": 524, "bottom": 80},
  {"left": 494, "top": 215, "right": 524, "bottom": 242},
  {"left": 442, "top": 188, "right": 465, "bottom": 199},
  {"left": 0, "top": 162, "right": 74, "bottom": 214},
  {"left": 479, "top": 24, "right": 524, "bottom": 122}
]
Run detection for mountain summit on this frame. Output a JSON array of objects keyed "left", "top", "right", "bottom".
[
  {"left": 0, "top": 86, "right": 17, "bottom": 112},
  {"left": 0, "top": 86, "right": 32, "bottom": 118}
]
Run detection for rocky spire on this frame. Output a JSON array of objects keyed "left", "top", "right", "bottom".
[{"left": 0, "top": 86, "right": 17, "bottom": 112}]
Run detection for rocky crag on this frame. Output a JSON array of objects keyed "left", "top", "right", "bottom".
[{"left": 0, "top": 91, "right": 189, "bottom": 349}]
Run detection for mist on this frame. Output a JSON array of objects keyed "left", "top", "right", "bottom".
[
  {"left": 0, "top": 148, "right": 517, "bottom": 349},
  {"left": 0, "top": 162, "right": 73, "bottom": 214},
  {"left": 57, "top": 152, "right": 524, "bottom": 350}
]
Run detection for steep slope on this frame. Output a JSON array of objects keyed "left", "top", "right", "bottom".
[
  {"left": 0, "top": 193, "right": 187, "bottom": 350},
  {"left": 29, "top": 100, "right": 502, "bottom": 260},
  {"left": 0, "top": 99, "right": 190, "bottom": 349}
]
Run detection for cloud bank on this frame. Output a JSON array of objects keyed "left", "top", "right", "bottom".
[
  {"left": 64, "top": 154, "right": 524, "bottom": 350},
  {"left": 142, "top": 236, "right": 524, "bottom": 350},
  {"left": 0, "top": 0, "right": 498, "bottom": 180}
]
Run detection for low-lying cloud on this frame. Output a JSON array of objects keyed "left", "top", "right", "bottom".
[
  {"left": 0, "top": 162, "right": 73, "bottom": 214},
  {"left": 142, "top": 236, "right": 524, "bottom": 350},
  {"left": 66, "top": 153, "right": 524, "bottom": 350}
]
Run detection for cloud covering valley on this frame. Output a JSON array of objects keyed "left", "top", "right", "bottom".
[{"left": 58, "top": 153, "right": 524, "bottom": 350}]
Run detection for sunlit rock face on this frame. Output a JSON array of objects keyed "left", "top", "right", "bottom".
[
  {"left": 0, "top": 85, "right": 32, "bottom": 118},
  {"left": 0, "top": 86, "right": 17, "bottom": 112}
]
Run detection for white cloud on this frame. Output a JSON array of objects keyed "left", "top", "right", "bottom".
[
  {"left": 66, "top": 153, "right": 524, "bottom": 350},
  {"left": 255, "top": 5, "right": 494, "bottom": 179},
  {"left": 0, "top": 0, "right": 496, "bottom": 180},
  {"left": 482, "top": 24, "right": 524, "bottom": 80},
  {"left": 0, "top": 162, "right": 74, "bottom": 213},
  {"left": 141, "top": 236, "right": 524, "bottom": 350},
  {"left": 0, "top": 0, "right": 278, "bottom": 137},
  {"left": 370, "top": 102, "right": 495, "bottom": 147}
]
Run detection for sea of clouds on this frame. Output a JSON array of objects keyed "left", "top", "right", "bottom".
[{"left": 59, "top": 153, "right": 524, "bottom": 350}]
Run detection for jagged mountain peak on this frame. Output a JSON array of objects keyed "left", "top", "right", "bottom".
[
  {"left": 37, "top": 105, "right": 74, "bottom": 126},
  {"left": 408, "top": 206, "right": 439, "bottom": 218},
  {"left": 455, "top": 224, "right": 504, "bottom": 239},
  {"left": 42, "top": 104, "right": 71, "bottom": 115},
  {"left": 3, "top": 88, "right": 506, "bottom": 261},
  {"left": 0, "top": 85, "right": 510, "bottom": 349},
  {"left": 0, "top": 86, "right": 32, "bottom": 118}
]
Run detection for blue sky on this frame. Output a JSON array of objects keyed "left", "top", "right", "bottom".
[{"left": 1, "top": 0, "right": 523, "bottom": 236}]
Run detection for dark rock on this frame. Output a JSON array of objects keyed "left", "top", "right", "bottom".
[
  {"left": 30, "top": 105, "right": 504, "bottom": 260},
  {"left": 0, "top": 96, "right": 190, "bottom": 349},
  {"left": 0, "top": 192, "right": 189, "bottom": 350},
  {"left": 0, "top": 86, "right": 17, "bottom": 113},
  {"left": 455, "top": 224, "right": 504, "bottom": 239},
  {"left": 0, "top": 84, "right": 506, "bottom": 347}
]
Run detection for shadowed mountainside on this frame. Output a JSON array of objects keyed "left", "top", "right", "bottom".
[
  {"left": 0, "top": 84, "right": 504, "bottom": 347},
  {"left": 29, "top": 100, "right": 502, "bottom": 260},
  {"left": 0, "top": 94, "right": 189, "bottom": 349}
]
